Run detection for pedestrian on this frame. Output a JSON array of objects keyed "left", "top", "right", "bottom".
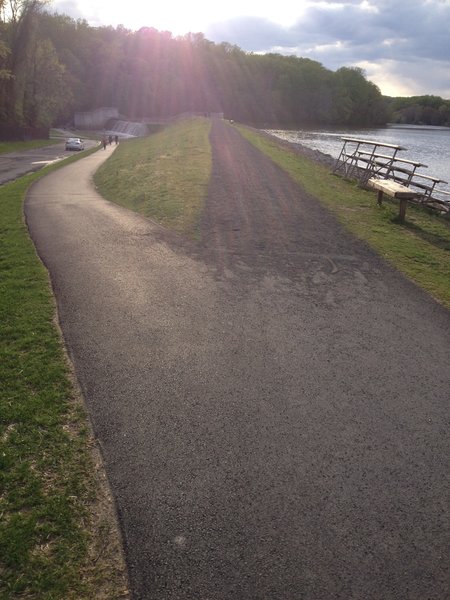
[
  {"left": 102, "top": 136, "right": 107, "bottom": 150},
  {"left": 108, "top": 134, "right": 113, "bottom": 145},
  {"left": 115, "top": 134, "right": 119, "bottom": 145}
]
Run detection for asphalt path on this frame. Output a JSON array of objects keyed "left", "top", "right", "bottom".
[
  {"left": 25, "top": 127, "right": 449, "bottom": 600},
  {"left": 0, "top": 137, "right": 98, "bottom": 184}
]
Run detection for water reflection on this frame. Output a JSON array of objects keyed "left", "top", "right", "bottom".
[{"left": 265, "top": 125, "right": 450, "bottom": 196}]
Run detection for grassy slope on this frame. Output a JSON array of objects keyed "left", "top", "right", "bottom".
[
  {"left": 94, "top": 117, "right": 212, "bottom": 238},
  {"left": 236, "top": 125, "right": 450, "bottom": 309},
  {"left": 0, "top": 150, "right": 128, "bottom": 599}
]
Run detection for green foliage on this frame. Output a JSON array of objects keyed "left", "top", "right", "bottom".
[
  {"left": 333, "top": 67, "right": 387, "bottom": 126},
  {"left": 0, "top": 35, "right": 11, "bottom": 80},
  {"left": 0, "top": 1, "right": 72, "bottom": 128},
  {"left": 386, "top": 95, "right": 450, "bottom": 126},
  {"left": 3, "top": 6, "right": 446, "bottom": 130},
  {"left": 1, "top": 8, "right": 389, "bottom": 129}
]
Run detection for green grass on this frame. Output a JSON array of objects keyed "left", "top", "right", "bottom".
[
  {"left": 0, "top": 148, "right": 128, "bottom": 599},
  {"left": 94, "top": 117, "right": 212, "bottom": 238},
  {"left": 236, "top": 125, "right": 450, "bottom": 309},
  {"left": 0, "top": 139, "right": 60, "bottom": 154}
]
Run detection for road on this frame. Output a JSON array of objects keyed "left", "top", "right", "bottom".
[
  {"left": 25, "top": 121, "right": 449, "bottom": 600},
  {"left": 0, "top": 137, "right": 98, "bottom": 184}
]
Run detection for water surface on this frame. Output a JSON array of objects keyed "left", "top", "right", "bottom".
[{"left": 266, "top": 125, "right": 450, "bottom": 197}]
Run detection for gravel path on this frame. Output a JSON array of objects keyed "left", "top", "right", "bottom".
[
  {"left": 201, "top": 121, "right": 362, "bottom": 278},
  {"left": 25, "top": 120, "right": 449, "bottom": 600}
]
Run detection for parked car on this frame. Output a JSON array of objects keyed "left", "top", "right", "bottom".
[{"left": 65, "top": 137, "right": 85, "bottom": 151}]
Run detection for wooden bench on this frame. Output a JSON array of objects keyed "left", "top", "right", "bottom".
[{"left": 368, "top": 177, "right": 422, "bottom": 222}]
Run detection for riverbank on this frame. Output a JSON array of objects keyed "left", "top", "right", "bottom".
[{"left": 258, "top": 126, "right": 336, "bottom": 169}]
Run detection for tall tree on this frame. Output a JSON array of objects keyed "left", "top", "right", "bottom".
[
  {"left": 1, "top": 1, "right": 47, "bottom": 126},
  {"left": 24, "top": 37, "right": 71, "bottom": 126}
]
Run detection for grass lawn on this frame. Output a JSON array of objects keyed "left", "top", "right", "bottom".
[
  {"left": 0, "top": 148, "right": 129, "bottom": 599},
  {"left": 236, "top": 125, "right": 450, "bottom": 309},
  {"left": 94, "top": 117, "right": 212, "bottom": 238},
  {"left": 0, "top": 139, "right": 60, "bottom": 154}
]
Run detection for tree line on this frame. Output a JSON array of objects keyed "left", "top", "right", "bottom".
[
  {"left": 0, "top": 1, "right": 449, "bottom": 135},
  {"left": 385, "top": 95, "right": 450, "bottom": 127}
]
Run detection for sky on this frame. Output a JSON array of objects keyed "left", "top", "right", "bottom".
[{"left": 49, "top": 0, "right": 450, "bottom": 98}]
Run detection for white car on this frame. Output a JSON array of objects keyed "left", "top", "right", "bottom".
[{"left": 65, "top": 137, "right": 85, "bottom": 151}]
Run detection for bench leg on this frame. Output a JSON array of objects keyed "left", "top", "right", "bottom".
[
  {"left": 399, "top": 199, "right": 407, "bottom": 222},
  {"left": 377, "top": 190, "right": 383, "bottom": 205}
]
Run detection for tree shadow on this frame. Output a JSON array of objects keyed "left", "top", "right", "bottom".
[{"left": 402, "top": 218, "right": 450, "bottom": 251}]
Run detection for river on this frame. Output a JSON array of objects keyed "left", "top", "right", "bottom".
[{"left": 265, "top": 124, "right": 450, "bottom": 197}]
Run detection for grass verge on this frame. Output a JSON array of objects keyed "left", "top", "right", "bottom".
[
  {"left": 0, "top": 139, "right": 60, "bottom": 154},
  {"left": 0, "top": 149, "right": 129, "bottom": 599},
  {"left": 94, "top": 117, "right": 212, "bottom": 238},
  {"left": 236, "top": 125, "right": 450, "bottom": 309}
]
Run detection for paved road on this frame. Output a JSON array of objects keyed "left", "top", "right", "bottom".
[
  {"left": 0, "top": 137, "right": 98, "bottom": 184},
  {"left": 25, "top": 123, "right": 449, "bottom": 600}
]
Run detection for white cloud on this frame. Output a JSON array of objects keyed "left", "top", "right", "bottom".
[
  {"left": 355, "top": 61, "right": 418, "bottom": 96},
  {"left": 205, "top": 0, "right": 450, "bottom": 96}
]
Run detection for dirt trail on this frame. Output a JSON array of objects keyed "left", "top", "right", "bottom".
[{"left": 201, "top": 120, "right": 365, "bottom": 279}]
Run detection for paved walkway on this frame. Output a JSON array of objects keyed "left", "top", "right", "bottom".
[{"left": 25, "top": 123, "right": 449, "bottom": 600}]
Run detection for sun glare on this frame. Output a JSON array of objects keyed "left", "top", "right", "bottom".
[{"left": 73, "top": 0, "right": 308, "bottom": 34}]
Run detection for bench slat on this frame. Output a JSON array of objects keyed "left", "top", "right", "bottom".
[
  {"left": 368, "top": 178, "right": 421, "bottom": 199},
  {"left": 357, "top": 151, "right": 427, "bottom": 167},
  {"left": 340, "top": 137, "right": 406, "bottom": 150}
]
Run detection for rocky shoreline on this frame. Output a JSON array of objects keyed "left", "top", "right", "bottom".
[{"left": 256, "top": 127, "right": 337, "bottom": 169}]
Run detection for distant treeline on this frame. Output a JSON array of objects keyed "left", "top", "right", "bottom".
[
  {"left": 385, "top": 96, "right": 450, "bottom": 127},
  {"left": 0, "top": 2, "right": 448, "bottom": 133}
]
